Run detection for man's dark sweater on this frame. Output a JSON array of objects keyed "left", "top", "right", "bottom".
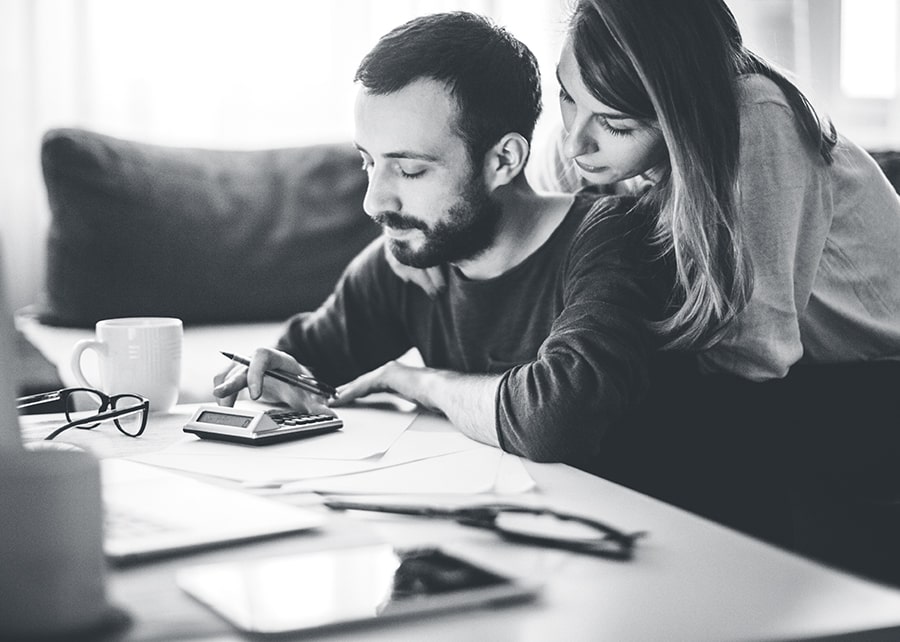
[{"left": 277, "top": 190, "right": 657, "bottom": 473}]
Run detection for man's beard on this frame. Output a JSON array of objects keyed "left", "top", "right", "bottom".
[{"left": 373, "top": 176, "right": 502, "bottom": 268}]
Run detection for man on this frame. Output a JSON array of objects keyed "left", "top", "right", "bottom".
[{"left": 214, "top": 12, "right": 656, "bottom": 474}]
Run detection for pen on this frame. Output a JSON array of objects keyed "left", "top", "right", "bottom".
[{"left": 220, "top": 351, "right": 337, "bottom": 399}]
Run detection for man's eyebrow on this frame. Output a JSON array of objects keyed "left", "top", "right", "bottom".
[
  {"left": 385, "top": 151, "right": 441, "bottom": 162},
  {"left": 555, "top": 69, "right": 633, "bottom": 121},
  {"left": 353, "top": 143, "right": 440, "bottom": 163}
]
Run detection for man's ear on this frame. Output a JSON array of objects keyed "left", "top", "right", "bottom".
[{"left": 483, "top": 133, "right": 529, "bottom": 190}]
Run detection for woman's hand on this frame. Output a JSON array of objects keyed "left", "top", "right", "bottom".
[{"left": 383, "top": 241, "right": 446, "bottom": 298}]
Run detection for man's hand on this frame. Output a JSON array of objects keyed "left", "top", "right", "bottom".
[
  {"left": 212, "top": 347, "right": 334, "bottom": 416},
  {"left": 383, "top": 241, "right": 446, "bottom": 298},
  {"left": 334, "top": 361, "right": 501, "bottom": 448},
  {"left": 332, "top": 360, "right": 436, "bottom": 410}
]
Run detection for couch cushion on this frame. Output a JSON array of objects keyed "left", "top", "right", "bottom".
[
  {"left": 870, "top": 150, "right": 900, "bottom": 194},
  {"left": 38, "top": 128, "right": 379, "bottom": 327}
]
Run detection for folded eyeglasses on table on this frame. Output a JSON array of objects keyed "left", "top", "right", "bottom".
[
  {"left": 324, "top": 499, "right": 647, "bottom": 560},
  {"left": 16, "top": 387, "right": 149, "bottom": 440}
]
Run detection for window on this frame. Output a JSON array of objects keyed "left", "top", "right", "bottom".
[{"left": 840, "top": 0, "right": 897, "bottom": 99}]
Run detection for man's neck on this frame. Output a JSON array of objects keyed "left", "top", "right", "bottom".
[{"left": 454, "top": 181, "right": 575, "bottom": 281}]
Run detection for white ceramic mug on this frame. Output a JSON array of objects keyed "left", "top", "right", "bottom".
[{"left": 70, "top": 317, "right": 183, "bottom": 414}]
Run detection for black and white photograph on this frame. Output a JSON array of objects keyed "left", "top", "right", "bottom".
[{"left": 1, "top": 1, "right": 899, "bottom": 640}]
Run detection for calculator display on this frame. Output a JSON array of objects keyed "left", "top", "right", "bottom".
[
  {"left": 185, "top": 405, "right": 343, "bottom": 445},
  {"left": 196, "top": 411, "right": 253, "bottom": 428}
]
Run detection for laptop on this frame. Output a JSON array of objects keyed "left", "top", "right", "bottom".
[
  {"left": 0, "top": 263, "right": 323, "bottom": 565},
  {"left": 101, "top": 459, "right": 324, "bottom": 565}
]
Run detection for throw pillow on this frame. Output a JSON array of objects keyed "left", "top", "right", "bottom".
[{"left": 39, "top": 128, "right": 379, "bottom": 327}]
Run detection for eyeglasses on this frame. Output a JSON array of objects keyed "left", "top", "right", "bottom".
[
  {"left": 16, "top": 387, "right": 149, "bottom": 440},
  {"left": 323, "top": 500, "right": 647, "bottom": 560}
]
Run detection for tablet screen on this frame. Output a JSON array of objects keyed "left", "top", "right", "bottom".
[{"left": 177, "top": 545, "right": 538, "bottom": 634}]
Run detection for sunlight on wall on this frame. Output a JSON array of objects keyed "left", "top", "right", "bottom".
[
  {"left": 84, "top": 0, "right": 357, "bottom": 147},
  {"left": 80, "top": 0, "right": 567, "bottom": 148}
]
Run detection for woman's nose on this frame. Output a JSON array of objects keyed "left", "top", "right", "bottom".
[{"left": 562, "top": 116, "right": 598, "bottom": 160}]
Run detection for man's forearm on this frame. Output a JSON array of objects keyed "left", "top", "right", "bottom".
[
  {"left": 337, "top": 361, "right": 502, "bottom": 447},
  {"left": 409, "top": 368, "right": 502, "bottom": 447}
]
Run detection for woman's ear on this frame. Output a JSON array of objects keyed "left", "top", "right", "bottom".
[{"left": 483, "top": 133, "right": 530, "bottom": 190}]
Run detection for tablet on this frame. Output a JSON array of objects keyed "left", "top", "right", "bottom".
[{"left": 177, "top": 544, "right": 540, "bottom": 635}]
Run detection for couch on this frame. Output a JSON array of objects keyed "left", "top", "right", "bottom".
[
  {"left": 16, "top": 127, "right": 381, "bottom": 404},
  {"left": 14, "top": 129, "right": 900, "bottom": 406}
]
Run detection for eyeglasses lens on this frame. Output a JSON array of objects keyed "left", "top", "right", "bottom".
[
  {"left": 64, "top": 389, "right": 106, "bottom": 427},
  {"left": 493, "top": 511, "right": 608, "bottom": 543},
  {"left": 111, "top": 394, "right": 146, "bottom": 436}
]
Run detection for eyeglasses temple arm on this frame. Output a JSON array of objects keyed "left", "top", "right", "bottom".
[
  {"left": 16, "top": 390, "right": 62, "bottom": 409},
  {"left": 44, "top": 403, "right": 147, "bottom": 440},
  {"left": 322, "top": 500, "right": 453, "bottom": 518}
]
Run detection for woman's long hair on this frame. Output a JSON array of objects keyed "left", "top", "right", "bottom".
[{"left": 569, "top": 0, "right": 836, "bottom": 349}]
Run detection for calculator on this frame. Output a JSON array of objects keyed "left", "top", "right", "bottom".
[{"left": 183, "top": 405, "right": 343, "bottom": 446}]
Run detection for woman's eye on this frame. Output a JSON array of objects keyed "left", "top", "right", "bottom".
[
  {"left": 359, "top": 158, "right": 373, "bottom": 172},
  {"left": 598, "top": 117, "right": 634, "bottom": 138},
  {"left": 558, "top": 88, "right": 574, "bottom": 104}
]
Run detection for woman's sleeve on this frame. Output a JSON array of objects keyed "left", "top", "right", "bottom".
[
  {"left": 697, "top": 100, "right": 832, "bottom": 380},
  {"left": 495, "top": 203, "right": 656, "bottom": 465}
]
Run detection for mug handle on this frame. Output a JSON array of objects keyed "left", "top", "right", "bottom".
[{"left": 70, "top": 339, "right": 106, "bottom": 390}]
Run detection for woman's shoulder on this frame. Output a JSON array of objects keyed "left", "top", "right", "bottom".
[
  {"left": 735, "top": 74, "right": 811, "bottom": 162},
  {"left": 736, "top": 73, "right": 791, "bottom": 110},
  {"left": 735, "top": 74, "right": 803, "bottom": 140}
]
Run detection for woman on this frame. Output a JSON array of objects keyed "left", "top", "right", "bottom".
[
  {"left": 546, "top": 0, "right": 900, "bottom": 379},
  {"left": 394, "top": 0, "right": 900, "bottom": 581},
  {"left": 545, "top": 0, "right": 900, "bottom": 583}
]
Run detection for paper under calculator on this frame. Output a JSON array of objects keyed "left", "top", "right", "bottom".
[{"left": 183, "top": 405, "right": 343, "bottom": 445}]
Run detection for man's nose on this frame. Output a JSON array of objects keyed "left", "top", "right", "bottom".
[{"left": 363, "top": 167, "right": 400, "bottom": 217}]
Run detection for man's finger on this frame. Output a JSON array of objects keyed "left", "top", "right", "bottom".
[
  {"left": 213, "top": 366, "right": 248, "bottom": 406},
  {"left": 331, "top": 373, "right": 376, "bottom": 407}
]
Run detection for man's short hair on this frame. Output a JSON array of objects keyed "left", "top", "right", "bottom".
[{"left": 354, "top": 11, "right": 542, "bottom": 165}]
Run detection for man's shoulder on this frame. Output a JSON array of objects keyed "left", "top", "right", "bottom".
[
  {"left": 340, "top": 235, "right": 400, "bottom": 291},
  {"left": 559, "top": 191, "right": 657, "bottom": 280},
  {"left": 572, "top": 191, "right": 647, "bottom": 241},
  {"left": 345, "top": 234, "right": 389, "bottom": 272}
]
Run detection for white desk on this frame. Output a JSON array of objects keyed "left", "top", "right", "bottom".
[{"left": 20, "top": 404, "right": 900, "bottom": 641}]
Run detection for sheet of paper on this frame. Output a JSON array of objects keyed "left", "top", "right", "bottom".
[
  {"left": 129, "top": 429, "right": 482, "bottom": 485},
  {"left": 18, "top": 405, "right": 201, "bottom": 459},
  {"left": 281, "top": 447, "right": 536, "bottom": 495},
  {"left": 158, "top": 405, "right": 416, "bottom": 460},
  {"left": 494, "top": 452, "right": 538, "bottom": 494}
]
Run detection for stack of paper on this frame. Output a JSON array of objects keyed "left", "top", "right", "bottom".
[{"left": 128, "top": 405, "right": 536, "bottom": 495}]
